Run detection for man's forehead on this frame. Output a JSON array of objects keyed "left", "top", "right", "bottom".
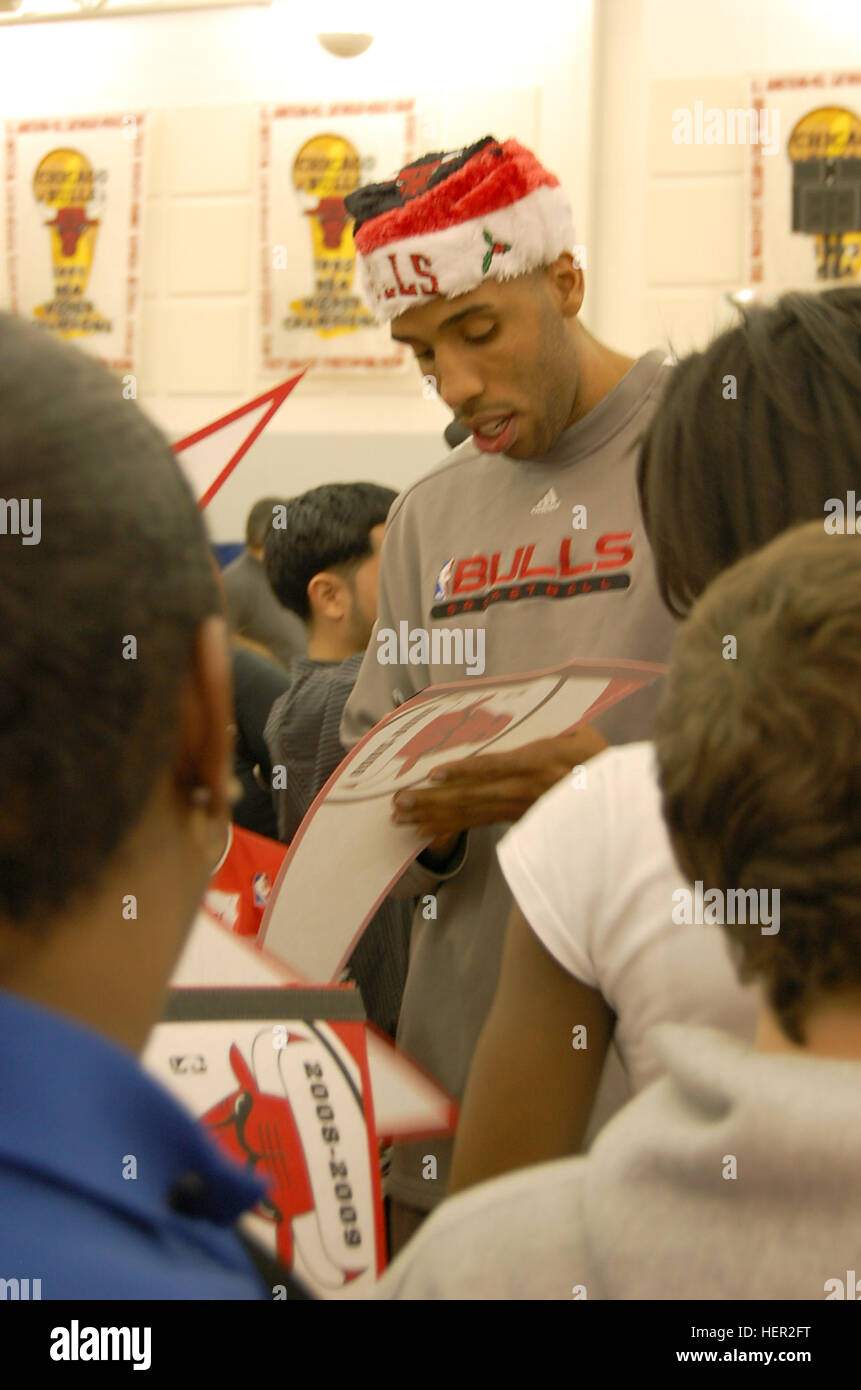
[{"left": 391, "top": 280, "right": 521, "bottom": 341}]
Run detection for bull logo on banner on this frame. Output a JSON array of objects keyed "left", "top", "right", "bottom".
[
  {"left": 283, "top": 132, "right": 378, "bottom": 338},
  {"left": 32, "top": 148, "right": 111, "bottom": 337}
]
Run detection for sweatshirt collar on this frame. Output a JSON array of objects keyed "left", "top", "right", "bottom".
[{"left": 511, "top": 348, "right": 671, "bottom": 470}]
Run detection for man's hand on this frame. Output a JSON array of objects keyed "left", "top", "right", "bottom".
[{"left": 392, "top": 726, "right": 608, "bottom": 839}]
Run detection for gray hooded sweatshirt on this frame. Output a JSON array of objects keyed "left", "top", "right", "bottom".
[{"left": 379, "top": 1024, "right": 861, "bottom": 1300}]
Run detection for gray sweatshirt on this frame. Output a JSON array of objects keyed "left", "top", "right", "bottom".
[
  {"left": 341, "top": 349, "right": 679, "bottom": 1210},
  {"left": 379, "top": 1024, "right": 861, "bottom": 1300}
]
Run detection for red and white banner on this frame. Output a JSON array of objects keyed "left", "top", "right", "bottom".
[
  {"left": 259, "top": 101, "right": 418, "bottom": 373},
  {"left": 4, "top": 112, "right": 146, "bottom": 373},
  {"left": 749, "top": 71, "right": 861, "bottom": 291}
]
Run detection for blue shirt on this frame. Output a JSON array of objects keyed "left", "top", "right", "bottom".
[{"left": 0, "top": 989, "right": 269, "bottom": 1299}]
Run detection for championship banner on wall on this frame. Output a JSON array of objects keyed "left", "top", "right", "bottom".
[
  {"left": 4, "top": 113, "right": 145, "bottom": 372},
  {"left": 259, "top": 100, "right": 418, "bottom": 373},
  {"left": 749, "top": 72, "right": 861, "bottom": 291}
]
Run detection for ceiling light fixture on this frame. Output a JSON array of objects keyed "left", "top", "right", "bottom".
[{"left": 316, "top": 31, "right": 373, "bottom": 58}]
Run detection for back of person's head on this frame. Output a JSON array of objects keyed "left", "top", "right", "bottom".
[
  {"left": 264, "top": 481, "right": 397, "bottom": 621},
  {"left": 654, "top": 522, "right": 861, "bottom": 1046},
  {"left": 638, "top": 287, "right": 861, "bottom": 616},
  {"left": 0, "top": 312, "right": 221, "bottom": 927},
  {"left": 245, "top": 496, "right": 287, "bottom": 552}
]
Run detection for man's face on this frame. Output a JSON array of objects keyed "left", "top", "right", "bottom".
[
  {"left": 346, "top": 522, "right": 386, "bottom": 650},
  {"left": 390, "top": 264, "right": 581, "bottom": 460}
]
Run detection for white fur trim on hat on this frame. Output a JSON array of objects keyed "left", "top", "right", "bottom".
[{"left": 355, "top": 184, "right": 576, "bottom": 324}]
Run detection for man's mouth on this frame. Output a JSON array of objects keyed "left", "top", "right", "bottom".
[{"left": 469, "top": 414, "right": 518, "bottom": 454}]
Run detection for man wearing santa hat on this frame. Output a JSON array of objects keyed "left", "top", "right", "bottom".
[{"left": 340, "top": 136, "right": 677, "bottom": 1249}]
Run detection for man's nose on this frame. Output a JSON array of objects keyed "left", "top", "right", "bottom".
[{"left": 433, "top": 347, "right": 484, "bottom": 414}]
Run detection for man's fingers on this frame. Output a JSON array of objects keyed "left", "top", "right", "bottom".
[
  {"left": 394, "top": 778, "right": 537, "bottom": 832},
  {"left": 413, "top": 788, "right": 531, "bottom": 835},
  {"left": 429, "top": 731, "right": 602, "bottom": 786},
  {"left": 429, "top": 746, "right": 548, "bottom": 785}
]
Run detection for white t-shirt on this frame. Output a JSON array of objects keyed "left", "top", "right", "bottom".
[{"left": 496, "top": 741, "right": 759, "bottom": 1095}]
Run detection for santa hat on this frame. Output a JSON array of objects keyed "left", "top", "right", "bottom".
[{"left": 344, "top": 135, "right": 576, "bottom": 324}]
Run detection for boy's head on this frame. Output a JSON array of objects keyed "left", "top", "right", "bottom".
[
  {"left": 654, "top": 522, "right": 861, "bottom": 1047},
  {"left": 0, "top": 311, "right": 233, "bottom": 1046},
  {"left": 638, "top": 287, "right": 861, "bottom": 616},
  {"left": 264, "top": 482, "right": 397, "bottom": 655}
]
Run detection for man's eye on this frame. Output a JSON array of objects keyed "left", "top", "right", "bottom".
[{"left": 465, "top": 327, "right": 496, "bottom": 344}]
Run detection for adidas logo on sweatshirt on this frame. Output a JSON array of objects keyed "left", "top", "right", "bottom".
[{"left": 531, "top": 487, "right": 560, "bottom": 515}]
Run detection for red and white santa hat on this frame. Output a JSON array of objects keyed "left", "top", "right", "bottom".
[{"left": 344, "top": 136, "right": 576, "bottom": 324}]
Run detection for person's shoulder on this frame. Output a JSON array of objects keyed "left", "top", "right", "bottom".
[
  {"left": 386, "top": 437, "right": 482, "bottom": 527},
  {"left": 643, "top": 347, "right": 677, "bottom": 402},
  {"left": 588, "top": 739, "right": 659, "bottom": 799},
  {"left": 274, "top": 658, "right": 347, "bottom": 721},
  {"left": 336, "top": 652, "right": 365, "bottom": 685},
  {"left": 521, "top": 739, "right": 658, "bottom": 831},
  {"left": 499, "top": 742, "right": 664, "bottom": 913},
  {"left": 580, "top": 742, "right": 673, "bottom": 877},
  {"left": 221, "top": 551, "right": 251, "bottom": 582},
  {"left": 264, "top": 659, "right": 313, "bottom": 730},
  {"left": 378, "top": 1155, "right": 591, "bottom": 1300}
]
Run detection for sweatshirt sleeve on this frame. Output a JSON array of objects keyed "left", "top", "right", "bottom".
[
  {"left": 340, "top": 490, "right": 430, "bottom": 748},
  {"left": 340, "top": 484, "right": 470, "bottom": 896}
]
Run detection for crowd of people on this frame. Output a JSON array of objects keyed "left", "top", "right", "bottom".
[{"left": 1, "top": 132, "right": 860, "bottom": 1301}]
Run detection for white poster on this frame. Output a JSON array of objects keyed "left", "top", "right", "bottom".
[
  {"left": 259, "top": 656, "right": 664, "bottom": 982},
  {"left": 146, "top": 1005, "right": 384, "bottom": 1299},
  {"left": 166, "top": 910, "right": 458, "bottom": 1141},
  {"left": 259, "top": 100, "right": 419, "bottom": 373},
  {"left": 750, "top": 72, "right": 861, "bottom": 291},
  {"left": 4, "top": 112, "right": 146, "bottom": 373},
  {"left": 144, "top": 911, "right": 458, "bottom": 1297}
]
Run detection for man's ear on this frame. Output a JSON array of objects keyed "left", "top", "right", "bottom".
[
  {"left": 545, "top": 251, "right": 584, "bottom": 319},
  {"left": 175, "top": 615, "right": 234, "bottom": 817},
  {"left": 307, "top": 571, "right": 348, "bottom": 622}
]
